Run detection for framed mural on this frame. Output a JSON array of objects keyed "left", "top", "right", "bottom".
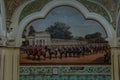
[{"left": 20, "top": 6, "right": 111, "bottom": 65}]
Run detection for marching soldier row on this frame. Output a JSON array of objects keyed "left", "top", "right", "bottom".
[{"left": 21, "top": 43, "right": 111, "bottom": 63}]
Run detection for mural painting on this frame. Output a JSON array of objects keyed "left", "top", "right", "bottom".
[{"left": 20, "top": 6, "right": 111, "bottom": 65}]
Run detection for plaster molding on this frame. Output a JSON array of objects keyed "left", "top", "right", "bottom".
[
  {"left": 0, "top": 0, "right": 6, "bottom": 36},
  {"left": 116, "top": 10, "right": 120, "bottom": 47},
  {"left": 0, "top": 0, "right": 8, "bottom": 46},
  {"left": 117, "top": 10, "right": 120, "bottom": 37}
]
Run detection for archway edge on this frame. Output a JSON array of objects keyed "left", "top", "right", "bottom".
[
  {"left": 117, "top": 10, "right": 120, "bottom": 38},
  {"left": 16, "top": 0, "right": 115, "bottom": 46}
]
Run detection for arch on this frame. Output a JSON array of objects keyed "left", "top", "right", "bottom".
[
  {"left": 116, "top": 10, "right": 120, "bottom": 46},
  {"left": 117, "top": 10, "right": 120, "bottom": 38},
  {"left": 16, "top": 0, "right": 115, "bottom": 46},
  {"left": 0, "top": 16, "right": 5, "bottom": 37},
  {"left": 0, "top": 0, "right": 6, "bottom": 37},
  {"left": 18, "top": 0, "right": 112, "bottom": 23}
]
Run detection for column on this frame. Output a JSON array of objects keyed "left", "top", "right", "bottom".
[
  {"left": 111, "top": 47, "right": 120, "bottom": 80},
  {"left": 0, "top": 47, "right": 19, "bottom": 80}
]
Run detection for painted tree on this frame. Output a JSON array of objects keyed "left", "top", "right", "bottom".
[
  {"left": 85, "top": 32, "right": 105, "bottom": 43},
  {"left": 28, "top": 25, "right": 35, "bottom": 36},
  {"left": 46, "top": 22, "right": 73, "bottom": 39},
  {"left": 77, "top": 36, "right": 85, "bottom": 41}
]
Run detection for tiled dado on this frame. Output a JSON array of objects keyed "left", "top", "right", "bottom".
[
  {"left": 20, "top": 76, "right": 111, "bottom": 80},
  {"left": 19, "top": 65, "right": 111, "bottom": 80}
]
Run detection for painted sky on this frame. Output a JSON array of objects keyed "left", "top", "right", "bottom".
[{"left": 27, "top": 6, "right": 106, "bottom": 38}]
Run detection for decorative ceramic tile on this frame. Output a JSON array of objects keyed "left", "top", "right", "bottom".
[{"left": 19, "top": 65, "right": 111, "bottom": 80}]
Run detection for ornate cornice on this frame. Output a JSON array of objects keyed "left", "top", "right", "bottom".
[
  {"left": 19, "top": 0, "right": 52, "bottom": 23},
  {"left": 4, "top": 0, "right": 119, "bottom": 29},
  {"left": 4, "top": 0, "right": 29, "bottom": 26},
  {"left": 77, "top": 0, "right": 112, "bottom": 22}
]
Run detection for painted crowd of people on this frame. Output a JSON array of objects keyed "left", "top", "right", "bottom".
[{"left": 21, "top": 43, "right": 111, "bottom": 63}]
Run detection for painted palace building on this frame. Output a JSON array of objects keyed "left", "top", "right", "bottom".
[
  {"left": 27, "top": 31, "right": 87, "bottom": 46},
  {"left": 27, "top": 32, "right": 51, "bottom": 46}
]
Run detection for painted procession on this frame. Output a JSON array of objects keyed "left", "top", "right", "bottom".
[{"left": 20, "top": 6, "right": 111, "bottom": 65}]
